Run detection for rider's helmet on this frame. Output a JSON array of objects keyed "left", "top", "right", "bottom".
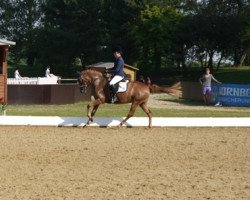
[{"left": 112, "top": 46, "right": 123, "bottom": 55}]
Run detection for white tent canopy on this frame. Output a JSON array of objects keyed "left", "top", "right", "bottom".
[{"left": 0, "top": 39, "right": 16, "bottom": 46}]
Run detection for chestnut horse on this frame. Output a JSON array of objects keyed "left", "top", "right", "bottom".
[{"left": 78, "top": 69, "right": 152, "bottom": 127}]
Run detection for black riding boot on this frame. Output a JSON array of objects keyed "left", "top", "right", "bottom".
[{"left": 109, "top": 85, "right": 117, "bottom": 103}]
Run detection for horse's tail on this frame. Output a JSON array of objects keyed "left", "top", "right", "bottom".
[
  {"left": 163, "top": 87, "right": 182, "bottom": 97},
  {"left": 149, "top": 83, "right": 182, "bottom": 97},
  {"left": 170, "top": 81, "right": 181, "bottom": 90},
  {"left": 168, "top": 81, "right": 182, "bottom": 97}
]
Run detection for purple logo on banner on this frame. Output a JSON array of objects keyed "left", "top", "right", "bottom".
[{"left": 212, "top": 83, "right": 250, "bottom": 106}]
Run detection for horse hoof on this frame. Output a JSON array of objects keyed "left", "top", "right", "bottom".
[
  {"left": 88, "top": 118, "right": 93, "bottom": 122},
  {"left": 86, "top": 120, "right": 92, "bottom": 126}
]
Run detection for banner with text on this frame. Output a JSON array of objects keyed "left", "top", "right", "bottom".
[{"left": 212, "top": 83, "right": 250, "bottom": 107}]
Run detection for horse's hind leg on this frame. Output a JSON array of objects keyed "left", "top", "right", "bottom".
[
  {"left": 119, "top": 102, "right": 139, "bottom": 127},
  {"left": 140, "top": 103, "right": 152, "bottom": 128}
]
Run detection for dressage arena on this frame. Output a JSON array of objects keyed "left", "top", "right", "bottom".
[{"left": 0, "top": 125, "right": 249, "bottom": 199}]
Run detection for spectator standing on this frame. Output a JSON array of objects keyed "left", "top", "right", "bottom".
[{"left": 199, "top": 67, "right": 221, "bottom": 105}]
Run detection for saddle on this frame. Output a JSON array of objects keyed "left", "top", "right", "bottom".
[
  {"left": 106, "top": 77, "right": 129, "bottom": 103},
  {"left": 117, "top": 79, "right": 129, "bottom": 93},
  {"left": 108, "top": 76, "right": 129, "bottom": 103},
  {"left": 111, "top": 78, "right": 129, "bottom": 93}
]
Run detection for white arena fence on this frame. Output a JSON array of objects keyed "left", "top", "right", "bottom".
[
  {"left": 0, "top": 116, "right": 250, "bottom": 127},
  {"left": 7, "top": 77, "right": 58, "bottom": 85}
]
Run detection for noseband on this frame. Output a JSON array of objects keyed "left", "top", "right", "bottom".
[
  {"left": 78, "top": 75, "right": 100, "bottom": 94},
  {"left": 78, "top": 77, "right": 87, "bottom": 94}
]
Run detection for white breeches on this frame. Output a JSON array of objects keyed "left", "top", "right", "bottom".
[{"left": 109, "top": 75, "right": 123, "bottom": 85}]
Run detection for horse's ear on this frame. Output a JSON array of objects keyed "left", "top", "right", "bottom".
[{"left": 76, "top": 71, "right": 81, "bottom": 77}]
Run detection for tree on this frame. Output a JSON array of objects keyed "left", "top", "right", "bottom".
[
  {"left": 0, "top": 0, "right": 42, "bottom": 66},
  {"left": 39, "top": 0, "right": 104, "bottom": 75},
  {"left": 182, "top": 0, "right": 249, "bottom": 69},
  {"left": 238, "top": 3, "right": 250, "bottom": 66},
  {"left": 101, "top": 0, "right": 142, "bottom": 63},
  {"left": 0, "top": 0, "right": 249, "bottom": 78},
  {"left": 239, "top": 26, "right": 250, "bottom": 66},
  {"left": 133, "top": 5, "right": 183, "bottom": 71}
]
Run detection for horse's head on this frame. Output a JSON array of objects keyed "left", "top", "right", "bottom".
[
  {"left": 77, "top": 71, "right": 91, "bottom": 94},
  {"left": 77, "top": 69, "right": 104, "bottom": 94}
]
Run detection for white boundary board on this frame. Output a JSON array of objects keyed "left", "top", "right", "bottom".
[{"left": 0, "top": 116, "right": 250, "bottom": 127}]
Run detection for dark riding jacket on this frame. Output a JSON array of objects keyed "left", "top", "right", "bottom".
[{"left": 106, "top": 57, "right": 125, "bottom": 77}]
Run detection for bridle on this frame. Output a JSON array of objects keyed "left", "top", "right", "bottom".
[
  {"left": 78, "top": 74, "right": 100, "bottom": 94},
  {"left": 78, "top": 76, "right": 88, "bottom": 94}
]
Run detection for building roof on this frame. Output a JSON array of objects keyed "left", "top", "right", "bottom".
[
  {"left": 0, "top": 39, "right": 16, "bottom": 46},
  {"left": 88, "top": 62, "right": 138, "bottom": 71}
]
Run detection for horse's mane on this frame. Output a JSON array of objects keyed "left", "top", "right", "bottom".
[{"left": 84, "top": 69, "right": 104, "bottom": 77}]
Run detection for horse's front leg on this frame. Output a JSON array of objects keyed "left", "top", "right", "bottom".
[
  {"left": 86, "top": 103, "right": 94, "bottom": 125},
  {"left": 91, "top": 105, "right": 99, "bottom": 118},
  {"left": 86, "top": 99, "right": 102, "bottom": 125}
]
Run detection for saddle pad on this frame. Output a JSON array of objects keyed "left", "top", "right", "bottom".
[{"left": 117, "top": 80, "right": 129, "bottom": 93}]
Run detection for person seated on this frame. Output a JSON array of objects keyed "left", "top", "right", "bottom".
[
  {"left": 14, "top": 68, "right": 22, "bottom": 79},
  {"left": 105, "top": 46, "right": 126, "bottom": 103},
  {"left": 45, "top": 66, "right": 56, "bottom": 77}
]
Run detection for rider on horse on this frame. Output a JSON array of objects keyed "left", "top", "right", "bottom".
[{"left": 105, "top": 46, "right": 126, "bottom": 103}]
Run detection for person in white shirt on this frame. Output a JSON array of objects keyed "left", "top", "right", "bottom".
[
  {"left": 14, "top": 68, "right": 22, "bottom": 78},
  {"left": 45, "top": 66, "right": 55, "bottom": 77}
]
